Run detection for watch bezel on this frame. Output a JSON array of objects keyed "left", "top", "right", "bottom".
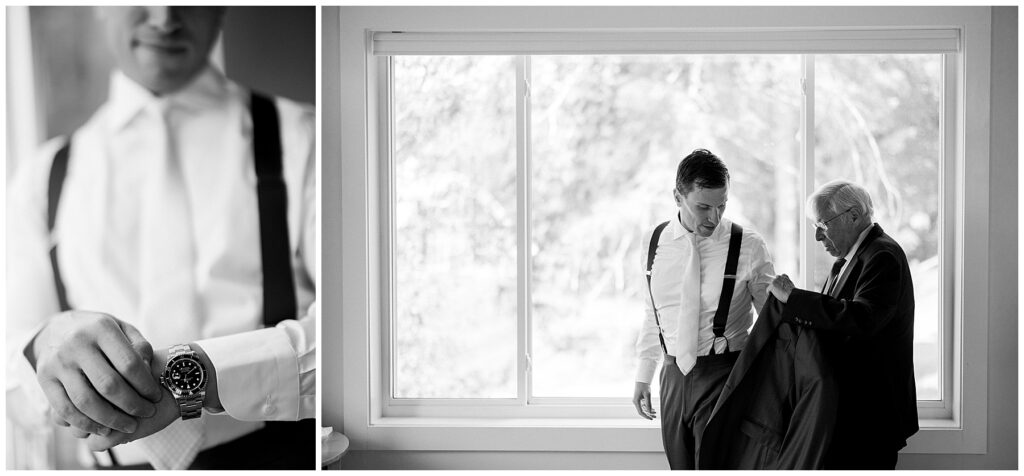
[{"left": 162, "top": 353, "right": 207, "bottom": 397}]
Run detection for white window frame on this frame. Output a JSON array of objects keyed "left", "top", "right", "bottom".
[{"left": 339, "top": 6, "right": 991, "bottom": 455}]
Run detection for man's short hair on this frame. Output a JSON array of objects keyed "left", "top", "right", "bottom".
[
  {"left": 675, "top": 148, "right": 730, "bottom": 195},
  {"left": 807, "top": 179, "right": 875, "bottom": 222}
]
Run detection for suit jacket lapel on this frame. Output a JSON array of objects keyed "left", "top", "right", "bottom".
[{"left": 831, "top": 224, "right": 884, "bottom": 298}]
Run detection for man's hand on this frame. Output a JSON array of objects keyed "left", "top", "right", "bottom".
[
  {"left": 31, "top": 311, "right": 163, "bottom": 436},
  {"left": 75, "top": 343, "right": 222, "bottom": 451},
  {"left": 633, "top": 382, "right": 657, "bottom": 420},
  {"left": 76, "top": 347, "right": 181, "bottom": 451},
  {"left": 769, "top": 274, "right": 796, "bottom": 303}
]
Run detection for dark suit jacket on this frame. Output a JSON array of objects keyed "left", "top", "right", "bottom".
[
  {"left": 697, "top": 296, "right": 837, "bottom": 470},
  {"left": 784, "top": 224, "right": 918, "bottom": 453}
]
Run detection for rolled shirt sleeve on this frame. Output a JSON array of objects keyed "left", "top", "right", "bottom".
[
  {"left": 748, "top": 237, "right": 776, "bottom": 314},
  {"left": 635, "top": 226, "right": 664, "bottom": 384},
  {"left": 196, "top": 301, "right": 316, "bottom": 421}
]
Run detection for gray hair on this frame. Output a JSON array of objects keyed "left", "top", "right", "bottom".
[{"left": 807, "top": 180, "right": 874, "bottom": 222}]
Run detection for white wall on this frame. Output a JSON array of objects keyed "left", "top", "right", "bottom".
[
  {"left": 896, "top": 5, "right": 1018, "bottom": 470},
  {"left": 322, "top": 5, "right": 345, "bottom": 434},
  {"left": 322, "top": 6, "right": 1017, "bottom": 470}
]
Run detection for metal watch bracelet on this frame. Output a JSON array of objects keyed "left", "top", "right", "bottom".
[{"left": 167, "top": 344, "right": 205, "bottom": 420}]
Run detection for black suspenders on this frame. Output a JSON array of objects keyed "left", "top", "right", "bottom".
[
  {"left": 46, "top": 91, "right": 297, "bottom": 326},
  {"left": 250, "top": 92, "right": 298, "bottom": 327},
  {"left": 644, "top": 221, "right": 672, "bottom": 355},
  {"left": 645, "top": 221, "right": 744, "bottom": 356},
  {"left": 710, "top": 222, "right": 744, "bottom": 354},
  {"left": 47, "top": 142, "right": 72, "bottom": 312}
]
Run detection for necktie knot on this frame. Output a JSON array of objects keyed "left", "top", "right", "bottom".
[
  {"left": 825, "top": 258, "right": 847, "bottom": 296},
  {"left": 830, "top": 258, "right": 847, "bottom": 277}
]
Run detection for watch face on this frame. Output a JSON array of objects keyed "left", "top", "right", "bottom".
[{"left": 167, "top": 356, "right": 206, "bottom": 393}]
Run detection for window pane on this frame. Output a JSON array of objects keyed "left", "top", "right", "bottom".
[
  {"left": 814, "top": 54, "right": 942, "bottom": 400},
  {"left": 530, "top": 55, "right": 802, "bottom": 398},
  {"left": 392, "top": 56, "right": 518, "bottom": 398}
]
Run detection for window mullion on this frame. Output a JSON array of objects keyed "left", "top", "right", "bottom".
[
  {"left": 381, "top": 55, "right": 396, "bottom": 407},
  {"left": 515, "top": 55, "right": 532, "bottom": 406},
  {"left": 940, "top": 52, "right": 957, "bottom": 417},
  {"left": 799, "top": 54, "right": 816, "bottom": 288}
]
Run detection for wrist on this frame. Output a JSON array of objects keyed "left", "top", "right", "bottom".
[
  {"left": 26, "top": 314, "right": 61, "bottom": 370},
  {"left": 154, "top": 344, "right": 222, "bottom": 417},
  {"left": 188, "top": 342, "right": 222, "bottom": 412},
  {"left": 150, "top": 347, "right": 175, "bottom": 406}
]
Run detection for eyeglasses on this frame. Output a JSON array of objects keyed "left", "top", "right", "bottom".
[{"left": 814, "top": 207, "right": 853, "bottom": 231}]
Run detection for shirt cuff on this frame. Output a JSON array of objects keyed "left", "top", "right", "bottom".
[
  {"left": 196, "top": 327, "right": 299, "bottom": 421},
  {"left": 635, "top": 358, "right": 660, "bottom": 385},
  {"left": 7, "top": 322, "right": 55, "bottom": 427}
]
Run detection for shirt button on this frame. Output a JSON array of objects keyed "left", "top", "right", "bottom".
[{"left": 263, "top": 403, "right": 275, "bottom": 415}]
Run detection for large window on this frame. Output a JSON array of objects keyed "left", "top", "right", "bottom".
[{"left": 386, "top": 51, "right": 945, "bottom": 408}]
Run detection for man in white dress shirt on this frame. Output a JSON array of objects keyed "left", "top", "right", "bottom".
[
  {"left": 6, "top": 6, "right": 315, "bottom": 469},
  {"left": 632, "top": 149, "right": 775, "bottom": 469}
]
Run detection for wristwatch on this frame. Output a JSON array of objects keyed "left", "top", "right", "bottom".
[{"left": 159, "top": 344, "right": 208, "bottom": 420}]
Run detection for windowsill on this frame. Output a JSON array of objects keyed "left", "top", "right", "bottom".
[
  {"left": 372, "top": 416, "right": 659, "bottom": 428},
  {"left": 372, "top": 415, "right": 959, "bottom": 430},
  {"left": 353, "top": 415, "right": 977, "bottom": 454}
]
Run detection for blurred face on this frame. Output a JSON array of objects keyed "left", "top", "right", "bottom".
[
  {"left": 96, "top": 6, "right": 225, "bottom": 95},
  {"left": 674, "top": 185, "right": 727, "bottom": 238},
  {"left": 813, "top": 207, "right": 861, "bottom": 257}
]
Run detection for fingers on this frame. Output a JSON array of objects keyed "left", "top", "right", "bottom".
[
  {"left": 49, "top": 410, "right": 70, "bottom": 427},
  {"left": 119, "top": 321, "right": 154, "bottom": 366},
  {"left": 62, "top": 370, "right": 139, "bottom": 435},
  {"left": 39, "top": 378, "right": 112, "bottom": 437},
  {"left": 69, "top": 427, "right": 90, "bottom": 439},
  {"left": 85, "top": 431, "right": 129, "bottom": 452},
  {"left": 641, "top": 391, "right": 656, "bottom": 419},
  {"left": 97, "top": 322, "right": 162, "bottom": 404},
  {"left": 632, "top": 396, "right": 647, "bottom": 419},
  {"left": 632, "top": 391, "right": 655, "bottom": 420},
  {"left": 79, "top": 350, "right": 156, "bottom": 420}
]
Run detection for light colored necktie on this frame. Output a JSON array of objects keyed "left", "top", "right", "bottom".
[
  {"left": 135, "top": 100, "right": 205, "bottom": 470},
  {"left": 675, "top": 232, "right": 701, "bottom": 375}
]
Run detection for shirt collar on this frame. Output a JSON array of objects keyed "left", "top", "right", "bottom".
[
  {"left": 843, "top": 223, "right": 875, "bottom": 261},
  {"left": 669, "top": 213, "right": 730, "bottom": 242},
  {"left": 106, "top": 64, "right": 229, "bottom": 132}
]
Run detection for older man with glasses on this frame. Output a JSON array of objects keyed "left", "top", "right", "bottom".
[{"left": 768, "top": 179, "right": 918, "bottom": 470}]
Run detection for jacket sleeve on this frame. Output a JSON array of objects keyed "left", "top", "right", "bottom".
[
  {"left": 784, "top": 249, "right": 903, "bottom": 336},
  {"left": 776, "top": 325, "right": 837, "bottom": 469}
]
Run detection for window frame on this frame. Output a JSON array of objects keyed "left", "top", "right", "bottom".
[{"left": 338, "top": 6, "right": 991, "bottom": 455}]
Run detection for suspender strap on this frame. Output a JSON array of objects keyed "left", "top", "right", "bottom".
[
  {"left": 710, "top": 222, "right": 743, "bottom": 353},
  {"left": 644, "top": 221, "right": 670, "bottom": 355},
  {"left": 250, "top": 92, "right": 298, "bottom": 327},
  {"left": 47, "top": 140, "right": 72, "bottom": 312}
]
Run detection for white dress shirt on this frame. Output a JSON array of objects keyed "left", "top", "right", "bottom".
[
  {"left": 635, "top": 216, "right": 775, "bottom": 384},
  {"left": 6, "top": 66, "right": 316, "bottom": 464}
]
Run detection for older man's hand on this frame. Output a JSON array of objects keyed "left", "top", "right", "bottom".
[{"left": 769, "top": 274, "right": 796, "bottom": 303}]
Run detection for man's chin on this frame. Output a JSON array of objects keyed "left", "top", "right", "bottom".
[
  {"left": 129, "top": 66, "right": 197, "bottom": 95},
  {"left": 698, "top": 224, "right": 717, "bottom": 237}
]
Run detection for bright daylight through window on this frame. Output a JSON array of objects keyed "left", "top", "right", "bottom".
[{"left": 390, "top": 53, "right": 941, "bottom": 403}]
